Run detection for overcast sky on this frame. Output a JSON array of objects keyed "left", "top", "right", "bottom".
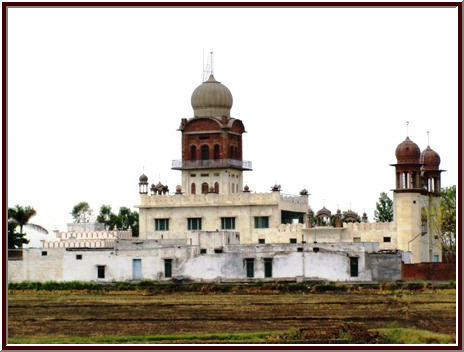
[{"left": 7, "top": 6, "right": 458, "bottom": 241}]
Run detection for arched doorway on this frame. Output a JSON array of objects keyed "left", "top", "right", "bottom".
[
  {"left": 201, "top": 145, "right": 209, "bottom": 160},
  {"left": 191, "top": 183, "right": 196, "bottom": 195},
  {"left": 201, "top": 182, "right": 209, "bottom": 194}
]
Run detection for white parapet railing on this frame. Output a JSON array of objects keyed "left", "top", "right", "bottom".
[
  {"left": 172, "top": 159, "right": 252, "bottom": 170},
  {"left": 280, "top": 193, "right": 307, "bottom": 205},
  {"left": 42, "top": 240, "right": 116, "bottom": 249}
]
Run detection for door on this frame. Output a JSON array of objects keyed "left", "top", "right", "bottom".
[
  {"left": 246, "top": 259, "right": 254, "bottom": 278},
  {"left": 132, "top": 259, "right": 142, "bottom": 280},
  {"left": 164, "top": 259, "right": 172, "bottom": 278},
  {"left": 264, "top": 258, "right": 273, "bottom": 278},
  {"left": 350, "top": 257, "right": 358, "bottom": 277}
]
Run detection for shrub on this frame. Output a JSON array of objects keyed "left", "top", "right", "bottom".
[{"left": 405, "top": 282, "right": 424, "bottom": 290}]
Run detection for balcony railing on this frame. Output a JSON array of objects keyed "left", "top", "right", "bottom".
[{"left": 172, "top": 159, "right": 252, "bottom": 170}]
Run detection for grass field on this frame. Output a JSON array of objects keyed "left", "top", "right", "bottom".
[{"left": 8, "top": 287, "right": 456, "bottom": 344}]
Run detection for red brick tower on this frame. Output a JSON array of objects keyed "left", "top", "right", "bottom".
[{"left": 172, "top": 74, "right": 252, "bottom": 195}]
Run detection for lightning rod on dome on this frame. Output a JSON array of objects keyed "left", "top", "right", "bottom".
[
  {"left": 427, "top": 130, "right": 430, "bottom": 146},
  {"left": 406, "top": 121, "right": 409, "bottom": 137}
]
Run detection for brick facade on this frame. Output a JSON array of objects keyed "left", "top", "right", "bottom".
[
  {"left": 180, "top": 117, "right": 245, "bottom": 162},
  {"left": 401, "top": 263, "right": 456, "bottom": 281}
]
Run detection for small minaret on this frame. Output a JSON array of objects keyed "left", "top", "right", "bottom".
[{"left": 138, "top": 174, "right": 148, "bottom": 194}]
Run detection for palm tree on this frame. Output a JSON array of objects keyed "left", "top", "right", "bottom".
[{"left": 8, "top": 205, "right": 48, "bottom": 238}]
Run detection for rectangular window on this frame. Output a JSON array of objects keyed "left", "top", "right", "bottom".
[
  {"left": 245, "top": 259, "right": 254, "bottom": 278},
  {"left": 200, "top": 248, "right": 207, "bottom": 254},
  {"left": 433, "top": 255, "right": 439, "bottom": 263},
  {"left": 164, "top": 259, "right": 172, "bottom": 278},
  {"left": 190, "top": 174, "right": 196, "bottom": 177},
  {"left": 41, "top": 251, "right": 47, "bottom": 256},
  {"left": 258, "top": 239, "right": 265, "bottom": 244},
  {"left": 383, "top": 236, "right": 391, "bottom": 243},
  {"left": 264, "top": 258, "right": 273, "bottom": 278},
  {"left": 353, "top": 237, "right": 361, "bottom": 243},
  {"left": 214, "top": 173, "right": 220, "bottom": 176},
  {"left": 201, "top": 173, "right": 209, "bottom": 177},
  {"left": 297, "top": 247, "right": 303, "bottom": 252},
  {"left": 221, "top": 217, "right": 236, "bottom": 230},
  {"left": 290, "top": 238, "right": 297, "bottom": 244},
  {"left": 76, "top": 254, "right": 82, "bottom": 260},
  {"left": 187, "top": 218, "right": 202, "bottom": 230},
  {"left": 254, "top": 216, "right": 269, "bottom": 229},
  {"left": 350, "top": 257, "right": 358, "bottom": 277},
  {"left": 97, "top": 265, "right": 105, "bottom": 279},
  {"left": 214, "top": 249, "right": 223, "bottom": 254},
  {"left": 155, "top": 218, "right": 169, "bottom": 231}
]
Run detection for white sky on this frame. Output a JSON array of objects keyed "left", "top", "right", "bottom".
[{"left": 7, "top": 6, "right": 458, "bottom": 237}]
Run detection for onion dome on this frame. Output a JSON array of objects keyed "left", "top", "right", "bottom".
[
  {"left": 300, "top": 189, "right": 309, "bottom": 196},
  {"left": 316, "top": 207, "right": 331, "bottom": 218},
  {"left": 395, "top": 137, "right": 421, "bottom": 164},
  {"left": 243, "top": 185, "right": 250, "bottom": 192},
  {"left": 175, "top": 185, "right": 182, "bottom": 194},
  {"left": 139, "top": 174, "right": 148, "bottom": 183},
  {"left": 191, "top": 74, "right": 233, "bottom": 118},
  {"left": 343, "top": 210, "right": 359, "bottom": 222},
  {"left": 420, "top": 146, "right": 441, "bottom": 170}
]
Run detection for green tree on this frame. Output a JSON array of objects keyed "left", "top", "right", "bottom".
[
  {"left": 71, "top": 202, "right": 93, "bottom": 223},
  {"left": 96, "top": 205, "right": 139, "bottom": 236},
  {"left": 374, "top": 192, "right": 393, "bottom": 222},
  {"left": 96, "top": 205, "right": 112, "bottom": 227},
  {"left": 427, "top": 186, "right": 456, "bottom": 262},
  {"left": 8, "top": 221, "right": 28, "bottom": 249},
  {"left": 8, "top": 205, "right": 48, "bottom": 248}
]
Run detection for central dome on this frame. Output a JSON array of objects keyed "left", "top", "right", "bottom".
[{"left": 191, "top": 74, "right": 233, "bottom": 118}]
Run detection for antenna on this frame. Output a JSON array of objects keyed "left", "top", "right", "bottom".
[
  {"left": 427, "top": 130, "right": 430, "bottom": 146},
  {"left": 406, "top": 121, "right": 409, "bottom": 137},
  {"left": 202, "top": 50, "right": 214, "bottom": 81}
]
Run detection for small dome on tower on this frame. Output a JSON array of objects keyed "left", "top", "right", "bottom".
[
  {"left": 139, "top": 174, "right": 148, "bottom": 183},
  {"left": 316, "top": 207, "right": 331, "bottom": 218},
  {"left": 191, "top": 74, "right": 233, "bottom": 118},
  {"left": 395, "top": 137, "right": 421, "bottom": 164},
  {"left": 420, "top": 146, "right": 440, "bottom": 170}
]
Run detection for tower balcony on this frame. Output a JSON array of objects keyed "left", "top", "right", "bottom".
[{"left": 172, "top": 159, "right": 252, "bottom": 171}]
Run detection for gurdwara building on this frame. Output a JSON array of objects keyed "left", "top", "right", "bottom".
[
  {"left": 8, "top": 73, "right": 444, "bottom": 283},
  {"left": 138, "top": 73, "right": 444, "bottom": 265}
]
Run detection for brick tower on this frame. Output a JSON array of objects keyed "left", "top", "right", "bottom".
[{"left": 172, "top": 74, "right": 252, "bottom": 195}]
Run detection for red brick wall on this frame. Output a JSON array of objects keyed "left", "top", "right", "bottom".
[
  {"left": 402, "top": 263, "right": 456, "bottom": 281},
  {"left": 184, "top": 118, "right": 221, "bottom": 132},
  {"left": 180, "top": 118, "right": 243, "bottom": 161}
]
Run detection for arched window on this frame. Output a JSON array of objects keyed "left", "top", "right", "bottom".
[
  {"left": 213, "top": 145, "right": 220, "bottom": 160},
  {"left": 201, "top": 145, "right": 209, "bottom": 160},
  {"left": 190, "top": 145, "right": 197, "bottom": 161},
  {"left": 191, "top": 183, "right": 196, "bottom": 195},
  {"left": 202, "top": 182, "right": 209, "bottom": 194},
  {"left": 214, "top": 182, "right": 219, "bottom": 193}
]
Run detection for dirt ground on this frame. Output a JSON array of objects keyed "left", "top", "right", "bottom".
[{"left": 8, "top": 290, "right": 456, "bottom": 342}]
